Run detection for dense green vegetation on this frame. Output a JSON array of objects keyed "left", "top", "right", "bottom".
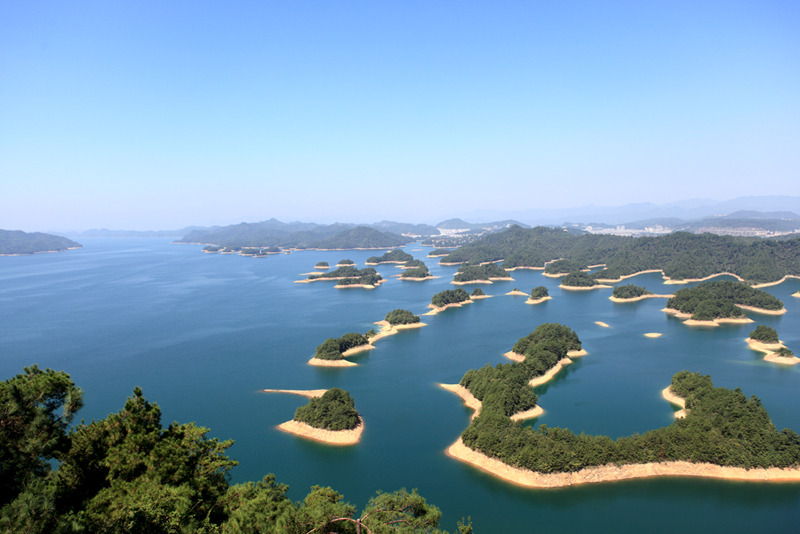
[
  {"left": 612, "top": 284, "right": 653, "bottom": 299},
  {"left": 429, "top": 248, "right": 454, "bottom": 257},
  {"left": 203, "top": 245, "right": 220, "bottom": 252},
  {"left": 561, "top": 271, "right": 598, "bottom": 287},
  {"left": 293, "top": 388, "right": 360, "bottom": 431},
  {"left": 0, "top": 367, "right": 465, "bottom": 533},
  {"left": 431, "top": 288, "right": 471, "bottom": 308},
  {"left": 471, "top": 288, "right": 486, "bottom": 297},
  {"left": 314, "top": 333, "right": 370, "bottom": 360},
  {"left": 461, "top": 370, "right": 800, "bottom": 474},
  {"left": 307, "top": 266, "right": 383, "bottom": 288},
  {"left": 453, "top": 263, "right": 510, "bottom": 282},
  {"left": 439, "top": 226, "right": 800, "bottom": 284},
  {"left": 775, "top": 348, "right": 796, "bottom": 358},
  {"left": 0, "top": 230, "right": 82, "bottom": 255},
  {"left": 460, "top": 324, "right": 582, "bottom": 417},
  {"left": 404, "top": 259, "right": 425, "bottom": 268},
  {"left": 336, "top": 273, "right": 384, "bottom": 287},
  {"left": 544, "top": 259, "right": 585, "bottom": 274},
  {"left": 338, "top": 259, "right": 355, "bottom": 265},
  {"left": 400, "top": 261, "right": 431, "bottom": 279},
  {"left": 750, "top": 325, "right": 779, "bottom": 343},
  {"left": 666, "top": 280, "right": 784, "bottom": 320},
  {"left": 366, "top": 249, "right": 414, "bottom": 264},
  {"left": 315, "top": 261, "right": 329, "bottom": 267},
  {"left": 385, "top": 309, "right": 421, "bottom": 325},
  {"left": 530, "top": 286, "right": 549, "bottom": 299}
]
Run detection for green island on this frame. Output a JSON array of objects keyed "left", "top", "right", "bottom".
[
  {"left": 403, "top": 258, "right": 425, "bottom": 268},
  {"left": 428, "top": 248, "right": 455, "bottom": 257},
  {"left": 312, "top": 333, "right": 371, "bottom": 361},
  {"left": 337, "top": 259, "right": 356, "bottom": 265},
  {"left": 471, "top": 288, "right": 486, "bottom": 298},
  {"left": 315, "top": 261, "right": 329, "bottom": 268},
  {"left": 384, "top": 309, "right": 421, "bottom": 325},
  {"left": 612, "top": 284, "right": 653, "bottom": 299},
  {"left": 430, "top": 288, "right": 471, "bottom": 310},
  {"left": 366, "top": 249, "right": 414, "bottom": 264},
  {"left": 303, "top": 266, "right": 384, "bottom": 288},
  {"left": 665, "top": 280, "right": 784, "bottom": 322},
  {"left": 544, "top": 259, "right": 586, "bottom": 275},
  {"left": 0, "top": 229, "right": 82, "bottom": 255},
  {"left": 400, "top": 261, "right": 433, "bottom": 280},
  {"left": 561, "top": 271, "right": 606, "bottom": 289},
  {"left": 438, "top": 225, "right": 800, "bottom": 285},
  {"left": 528, "top": 286, "right": 550, "bottom": 304},
  {"left": 749, "top": 325, "right": 779, "bottom": 343},
  {"left": 453, "top": 369, "right": 800, "bottom": 486},
  {"left": 460, "top": 324, "right": 583, "bottom": 418},
  {"left": 452, "top": 263, "right": 512, "bottom": 284},
  {"left": 293, "top": 388, "right": 360, "bottom": 431},
  {"left": 0, "top": 367, "right": 464, "bottom": 533},
  {"left": 744, "top": 326, "right": 799, "bottom": 365}
]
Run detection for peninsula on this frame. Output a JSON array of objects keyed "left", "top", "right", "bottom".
[
  {"left": 609, "top": 284, "right": 673, "bottom": 302},
  {"left": 308, "top": 332, "right": 372, "bottom": 367},
  {"left": 365, "top": 249, "right": 413, "bottom": 265},
  {"left": 744, "top": 326, "right": 800, "bottom": 365},
  {"left": 426, "top": 289, "right": 473, "bottom": 315},
  {"left": 297, "top": 266, "right": 384, "bottom": 288},
  {"left": 0, "top": 229, "right": 82, "bottom": 256}
]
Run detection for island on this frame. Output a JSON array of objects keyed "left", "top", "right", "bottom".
[
  {"left": 308, "top": 332, "right": 373, "bottom": 367},
  {"left": 0, "top": 229, "right": 82, "bottom": 256},
  {"left": 278, "top": 388, "right": 364, "bottom": 445},
  {"left": 399, "top": 261, "right": 436, "bottom": 281},
  {"left": 447, "top": 369, "right": 800, "bottom": 487},
  {"left": 452, "top": 264, "right": 514, "bottom": 285},
  {"left": 663, "top": 280, "right": 784, "bottom": 326},
  {"left": 470, "top": 288, "right": 489, "bottom": 299},
  {"left": 609, "top": 284, "right": 674, "bottom": 302},
  {"left": 745, "top": 326, "right": 800, "bottom": 365},
  {"left": 315, "top": 261, "right": 329, "bottom": 269},
  {"left": 559, "top": 271, "right": 611, "bottom": 290},
  {"left": 365, "top": 249, "right": 414, "bottom": 265},
  {"left": 337, "top": 259, "right": 355, "bottom": 266},
  {"left": 426, "top": 288, "right": 473, "bottom": 315},
  {"left": 526, "top": 286, "right": 552, "bottom": 304},
  {"left": 428, "top": 248, "right": 454, "bottom": 257},
  {"left": 297, "top": 266, "right": 384, "bottom": 289},
  {"left": 506, "top": 288, "right": 528, "bottom": 296},
  {"left": 543, "top": 259, "right": 586, "bottom": 277}
]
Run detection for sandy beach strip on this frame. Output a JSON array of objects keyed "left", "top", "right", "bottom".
[
  {"left": 745, "top": 338, "right": 800, "bottom": 365},
  {"left": 439, "top": 383, "right": 543, "bottom": 421},
  {"left": 559, "top": 284, "right": 612, "bottom": 291},
  {"left": 528, "top": 358, "right": 573, "bottom": 388},
  {"left": 504, "top": 266, "right": 545, "bottom": 271},
  {"left": 506, "top": 290, "right": 528, "bottom": 296},
  {"left": 608, "top": 294, "right": 673, "bottom": 303},
  {"left": 399, "top": 275, "right": 438, "bottom": 281},
  {"left": 543, "top": 272, "right": 569, "bottom": 278},
  {"left": 595, "top": 321, "right": 610, "bottom": 328},
  {"left": 526, "top": 296, "right": 552, "bottom": 305},
  {"left": 793, "top": 291, "right": 800, "bottom": 298},
  {"left": 567, "top": 349, "right": 588, "bottom": 357},
  {"left": 451, "top": 280, "right": 494, "bottom": 285},
  {"left": 341, "top": 344, "right": 376, "bottom": 357},
  {"left": 503, "top": 351, "right": 525, "bottom": 362},
  {"left": 662, "top": 308, "right": 754, "bottom": 326},
  {"left": 424, "top": 300, "right": 473, "bottom": 315},
  {"left": 510, "top": 406, "right": 544, "bottom": 421},
  {"left": 594, "top": 269, "right": 664, "bottom": 283},
  {"left": 368, "top": 320, "right": 427, "bottom": 343},
  {"left": 262, "top": 388, "right": 328, "bottom": 398},
  {"left": 308, "top": 358, "right": 357, "bottom": 367},
  {"left": 470, "top": 294, "right": 492, "bottom": 300},
  {"left": 446, "top": 439, "right": 800, "bottom": 488},
  {"left": 663, "top": 272, "right": 744, "bottom": 285},
  {"left": 661, "top": 387, "right": 688, "bottom": 419},
  {"left": 736, "top": 304, "right": 787, "bottom": 315},
  {"left": 278, "top": 417, "right": 364, "bottom": 445},
  {"left": 644, "top": 333, "right": 662, "bottom": 338},
  {"left": 751, "top": 275, "right": 800, "bottom": 288}
]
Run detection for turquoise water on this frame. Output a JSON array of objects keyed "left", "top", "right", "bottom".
[{"left": 2, "top": 238, "right": 800, "bottom": 533}]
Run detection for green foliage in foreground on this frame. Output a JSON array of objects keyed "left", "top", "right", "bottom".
[
  {"left": 431, "top": 288, "right": 470, "bottom": 308},
  {"left": 0, "top": 368, "right": 467, "bottom": 533},
  {"left": 366, "top": 249, "right": 414, "bottom": 264},
  {"left": 293, "top": 388, "right": 360, "bottom": 431},
  {"left": 471, "top": 288, "right": 485, "bottom": 297},
  {"left": 561, "top": 271, "right": 597, "bottom": 287},
  {"left": 314, "top": 333, "right": 370, "bottom": 360},
  {"left": 612, "top": 284, "right": 653, "bottom": 299},
  {"left": 530, "top": 286, "right": 548, "bottom": 299},
  {"left": 544, "top": 259, "right": 585, "bottom": 274},
  {"left": 385, "top": 309, "right": 421, "bottom": 325},
  {"left": 462, "top": 370, "right": 800, "bottom": 473},
  {"left": 749, "top": 325, "right": 779, "bottom": 343},
  {"left": 453, "top": 263, "right": 508, "bottom": 282},
  {"left": 666, "top": 280, "right": 783, "bottom": 320},
  {"left": 0, "top": 230, "right": 82, "bottom": 255},
  {"left": 460, "top": 324, "right": 582, "bottom": 417}
]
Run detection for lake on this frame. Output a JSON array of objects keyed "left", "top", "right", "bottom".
[{"left": 2, "top": 238, "right": 800, "bottom": 533}]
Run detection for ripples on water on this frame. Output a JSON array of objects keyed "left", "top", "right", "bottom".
[{"left": 2, "top": 238, "right": 800, "bottom": 533}]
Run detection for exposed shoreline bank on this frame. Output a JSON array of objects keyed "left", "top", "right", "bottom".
[
  {"left": 526, "top": 296, "right": 552, "bottom": 305},
  {"left": 278, "top": 417, "right": 364, "bottom": 445},
  {"left": 745, "top": 338, "right": 800, "bottom": 365},
  {"left": 559, "top": 284, "right": 612, "bottom": 291},
  {"left": 662, "top": 308, "right": 754, "bottom": 327},
  {"left": 609, "top": 293, "right": 673, "bottom": 303},
  {"left": 661, "top": 387, "right": 688, "bottom": 418}
]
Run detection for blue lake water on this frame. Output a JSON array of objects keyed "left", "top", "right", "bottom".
[{"left": 2, "top": 238, "right": 800, "bottom": 533}]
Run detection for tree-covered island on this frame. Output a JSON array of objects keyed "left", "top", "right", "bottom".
[
  {"left": 292, "top": 388, "right": 361, "bottom": 432},
  {"left": 664, "top": 280, "right": 784, "bottom": 324},
  {"left": 429, "top": 288, "right": 472, "bottom": 312},
  {"left": 337, "top": 259, "right": 356, "bottom": 266},
  {"left": 309, "top": 333, "right": 373, "bottom": 366},
  {"left": 428, "top": 248, "right": 455, "bottom": 257},
  {"left": 527, "top": 286, "right": 551, "bottom": 304},
  {"left": 0, "top": 229, "right": 82, "bottom": 255},
  {"left": 608, "top": 284, "right": 673, "bottom": 303},
  {"left": 400, "top": 261, "right": 434, "bottom": 280},
  {"left": 452, "top": 263, "right": 513, "bottom": 284},
  {"left": 560, "top": 271, "right": 610, "bottom": 290},
  {"left": 745, "top": 326, "right": 799, "bottom": 365},
  {"left": 544, "top": 259, "right": 586, "bottom": 275},
  {"left": 384, "top": 309, "right": 421, "bottom": 325},
  {"left": 300, "top": 266, "right": 385, "bottom": 288},
  {"left": 449, "top": 369, "right": 800, "bottom": 487},
  {"left": 470, "top": 288, "right": 488, "bottom": 299},
  {"left": 315, "top": 261, "right": 329, "bottom": 268},
  {"left": 365, "top": 249, "right": 414, "bottom": 265},
  {"left": 0, "top": 367, "right": 468, "bottom": 532}
]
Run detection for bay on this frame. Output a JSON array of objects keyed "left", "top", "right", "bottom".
[{"left": 2, "top": 238, "right": 800, "bottom": 533}]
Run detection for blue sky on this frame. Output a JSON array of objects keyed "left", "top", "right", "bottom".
[{"left": 2, "top": 1, "right": 799, "bottom": 230}]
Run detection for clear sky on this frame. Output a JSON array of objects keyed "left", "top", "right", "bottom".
[{"left": 2, "top": 1, "right": 799, "bottom": 230}]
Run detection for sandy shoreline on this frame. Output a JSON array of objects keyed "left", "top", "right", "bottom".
[
  {"left": 543, "top": 272, "right": 569, "bottom": 278},
  {"left": 526, "top": 296, "right": 552, "bottom": 305},
  {"left": 470, "top": 294, "right": 491, "bottom": 300},
  {"left": 745, "top": 338, "right": 800, "bottom": 365},
  {"left": 278, "top": 417, "right": 364, "bottom": 445},
  {"left": 424, "top": 300, "right": 473, "bottom": 316},
  {"left": 794, "top": 291, "right": 800, "bottom": 298},
  {"left": 594, "top": 269, "right": 664, "bottom": 283},
  {"left": 369, "top": 320, "right": 427, "bottom": 342},
  {"left": 662, "top": 308, "right": 754, "bottom": 326},
  {"left": 559, "top": 284, "right": 612, "bottom": 291},
  {"left": 308, "top": 358, "right": 357, "bottom": 367},
  {"left": 609, "top": 293, "right": 673, "bottom": 303},
  {"left": 644, "top": 333, "right": 662, "bottom": 338},
  {"left": 661, "top": 387, "right": 688, "bottom": 418},
  {"left": 262, "top": 388, "right": 328, "bottom": 398},
  {"left": 528, "top": 358, "right": 573, "bottom": 388},
  {"left": 506, "top": 290, "right": 528, "bottom": 296},
  {"left": 439, "top": 383, "right": 543, "bottom": 421},
  {"left": 504, "top": 266, "right": 545, "bottom": 271},
  {"left": 736, "top": 305, "right": 787, "bottom": 315},
  {"left": 595, "top": 321, "right": 609, "bottom": 328},
  {"left": 446, "top": 439, "right": 800, "bottom": 488},
  {"left": 399, "top": 275, "right": 438, "bottom": 281},
  {"left": 663, "top": 272, "right": 744, "bottom": 285}
]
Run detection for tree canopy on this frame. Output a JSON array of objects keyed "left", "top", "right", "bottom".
[
  {"left": 314, "top": 333, "right": 370, "bottom": 360},
  {"left": 384, "top": 309, "right": 421, "bottom": 325},
  {"left": 612, "top": 284, "right": 653, "bottom": 299},
  {"left": 293, "top": 388, "right": 360, "bottom": 431},
  {"left": 749, "top": 325, "right": 779, "bottom": 343},
  {"left": 0, "top": 230, "right": 82, "bottom": 255},
  {"left": 366, "top": 249, "right": 414, "bottom": 264},
  {"left": 530, "top": 286, "right": 548, "bottom": 299},
  {"left": 666, "top": 280, "right": 783, "bottom": 320},
  {"left": 431, "top": 289, "right": 470, "bottom": 308}
]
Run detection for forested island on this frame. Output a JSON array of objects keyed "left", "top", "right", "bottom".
[
  {"left": 544, "top": 259, "right": 586, "bottom": 275},
  {"left": 0, "top": 367, "right": 466, "bottom": 533},
  {"left": 337, "top": 259, "right": 355, "bottom": 265},
  {"left": 315, "top": 261, "right": 329, "bottom": 268},
  {"left": 400, "top": 261, "right": 434, "bottom": 280},
  {"left": 560, "top": 271, "right": 609, "bottom": 290},
  {"left": 366, "top": 249, "right": 414, "bottom": 264},
  {"left": 664, "top": 281, "right": 784, "bottom": 324},
  {"left": 745, "top": 326, "right": 799, "bottom": 365},
  {"left": 470, "top": 288, "right": 488, "bottom": 299},
  {"left": 437, "top": 225, "right": 800, "bottom": 285},
  {"left": 452, "top": 264, "right": 513, "bottom": 284},
  {"left": 300, "top": 266, "right": 384, "bottom": 288},
  {"left": 292, "top": 388, "right": 362, "bottom": 432},
  {"left": 0, "top": 229, "right": 82, "bottom": 255},
  {"left": 611, "top": 284, "right": 653, "bottom": 299},
  {"left": 309, "top": 333, "right": 372, "bottom": 366},
  {"left": 450, "top": 369, "right": 800, "bottom": 487},
  {"left": 428, "top": 248, "right": 455, "bottom": 257},
  {"left": 384, "top": 309, "right": 421, "bottom": 325},
  {"left": 527, "top": 286, "right": 551, "bottom": 304},
  {"left": 429, "top": 288, "right": 472, "bottom": 313}
]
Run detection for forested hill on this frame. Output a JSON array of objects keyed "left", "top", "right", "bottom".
[
  {"left": 440, "top": 226, "right": 800, "bottom": 284},
  {"left": 177, "top": 222, "right": 413, "bottom": 250},
  {"left": 0, "top": 230, "right": 82, "bottom": 255}
]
